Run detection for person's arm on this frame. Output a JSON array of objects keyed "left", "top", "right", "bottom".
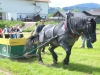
[
  {"left": 31, "top": 27, "right": 35, "bottom": 36},
  {"left": 9, "top": 29, "right": 12, "bottom": 33},
  {"left": 31, "top": 25, "right": 40, "bottom": 35},
  {"left": 2, "top": 28, "right": 5, "bottom": 34},
  {"left": 0, "top": 29, "right": 3, "bottom": 35},
  {"left": 31, "top": 29, "right": 34, "bottom": 33},
  {"left": 35, "top": 25, "right": 40, "bottom": 35}
]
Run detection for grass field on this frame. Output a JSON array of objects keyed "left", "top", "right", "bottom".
[{"left": 0, "top": 29, "right": 100, "bottom": 75}]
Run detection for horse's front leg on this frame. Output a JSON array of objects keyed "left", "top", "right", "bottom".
[{"left": 59, "top": 41, "right": 72, "bottom": 66}]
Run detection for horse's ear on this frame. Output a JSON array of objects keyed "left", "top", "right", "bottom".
[
  {"left": 88, "top": 18, "right": 93, "bottom": 22},
  {"left": 90, "top": 18, "right": 96, "bottom": 23},
  {"left": 66, "top": 10, "right": 74, "bottom": 17},
  {"left": 88, "top": 17, "right": 96, "bottom": 22},
  {"left": 90, "top": 18, "right": 93, "bottom": 22}
]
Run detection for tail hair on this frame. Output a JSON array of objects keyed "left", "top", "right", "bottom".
[{"left": 24, "top": 34, "right": 39, "bottom": 51}]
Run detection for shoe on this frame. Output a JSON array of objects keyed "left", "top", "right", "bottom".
[{"left": 80, "top": 46, "right": 85, "bottom": 48}]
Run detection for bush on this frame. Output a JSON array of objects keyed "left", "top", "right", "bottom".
[{"left": 0, "top": 20, "right": 25, "bottom": 29}]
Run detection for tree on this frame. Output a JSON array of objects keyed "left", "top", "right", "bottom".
[
  {"left": 72, "top": 9, "right": 78, "bottom": 12},
  {"left": 60, "top": 8, "right": 65, "bottom": 12},
  {"left": 48, "top": 13, "right": 53, "bottom": 18}
]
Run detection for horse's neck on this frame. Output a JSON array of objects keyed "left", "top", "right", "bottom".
[{"left": 66, "top": 21, "right": 76, "bottom": 34}]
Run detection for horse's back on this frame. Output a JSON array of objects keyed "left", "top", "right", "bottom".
[
  {"left": 42, "top": 24, "right": 56, "bottom": 38},
  {"left": 39, "top": 24, "right": 55, "bottom": 43},
  {"left": 42, "top": 24, "right": 54, "bottom": 31}
]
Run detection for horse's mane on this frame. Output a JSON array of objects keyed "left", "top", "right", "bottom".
[{"left": 70, "top": 17, "right": 88, "bottom": 29}]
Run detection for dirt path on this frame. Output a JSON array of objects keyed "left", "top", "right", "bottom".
[
  {"left": 0, "top": 69, "right": 12, "bottom": 75},
  {"left": 23, "top": 22, "right": 36, "bottom": 29}
]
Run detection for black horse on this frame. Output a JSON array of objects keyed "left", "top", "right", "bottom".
[{"left": 24, "top": 12, "right": 96, "bottom": 65}]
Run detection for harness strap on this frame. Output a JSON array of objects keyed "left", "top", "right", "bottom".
[{"left": 64, "top": 21, "right": 66, "bottom": 31}]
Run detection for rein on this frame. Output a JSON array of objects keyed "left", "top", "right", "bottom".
[{"left": 84, "top": 21, "right": 93, "bottom": 39}]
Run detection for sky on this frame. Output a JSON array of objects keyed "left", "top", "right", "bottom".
[{"left": 49, "top": 0, "right": 100, "bottom": 7}]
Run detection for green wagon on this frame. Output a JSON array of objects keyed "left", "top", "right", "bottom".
[{"left": 0, "top": 38, "right": 37, "bottom": 58}]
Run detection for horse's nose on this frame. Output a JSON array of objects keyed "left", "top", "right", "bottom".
[{"left": 90, "top": 39, "right": 96, "bottom": 43}]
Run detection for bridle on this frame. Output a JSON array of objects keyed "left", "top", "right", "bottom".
[{"left": 84, "top": 20, "right": 96, "bottom": 40}]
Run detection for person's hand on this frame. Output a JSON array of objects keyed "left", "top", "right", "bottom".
[{"left": 31, "top": 32, "right": 33, "bottom": 36}]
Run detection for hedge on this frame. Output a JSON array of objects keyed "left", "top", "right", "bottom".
[{"left": 0, "top": 20, "right": 25, "bottom": 29}]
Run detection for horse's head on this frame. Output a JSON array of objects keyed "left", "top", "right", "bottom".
[{"left": 84, "top": 17, "right": 96, "bottom": 43}]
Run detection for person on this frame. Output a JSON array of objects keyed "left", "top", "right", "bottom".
[
  {"left": 86, "top": 39, "right": 93, "bottom": 48},
  {"left": 0, "top": 28, "right": 3, "bottom": 38},
  {"left": 3, "top": 25, "right": 9, "bottom": 38},
  {"left": 34, "top": 19, "right": 46, "bottom": 35},
  {"left": 31, "top": 23, "right": 38, "bottom": 36},
  {"left": 80, "top": 34, "right": 85, "bottom": 48},
  {"left": 9, "top": 26, "right": 14, "bottom": 38},
  {"left": 34, "top": 19, "right": 46, "bottom": 53},
  {"left": 11, "top": 26, "right": 17, "bottom": 38},
  {"left": 80, "top": 32, "right": 93, "bottom": 48},
  {"left": 17, "top": 25, "right": 24, "bottom": 38}
]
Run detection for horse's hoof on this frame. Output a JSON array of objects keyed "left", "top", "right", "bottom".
[
  {"left": 53, "top": 60, "right": 57, "bottom": 64},
  {"left": 63, "top": 63, "right": 69, "bottom": 67},
  {"left": 49, "top": 63, "right": 56, "bottom": 67},
  {"left": 49, "top": 60, "right": 57, "bottom": 66},
  {"left": 51, "top": 63, "right": 56, "bottom": 66},
  {"left": 64, "top": 64, "right": 69, "bottom": 67},
  {"left": 39, "top": 61, "right": 44, "bottom": 65},
  {"left": 62, "top": 61, "right": 69, "bottom": 66},
  {"left": 42, "top": 52, "right": 46, "bottom": 54}
]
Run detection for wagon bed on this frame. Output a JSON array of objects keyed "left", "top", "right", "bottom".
[{"left": 0, "top": 38, "right": 37, "bottom": 58}]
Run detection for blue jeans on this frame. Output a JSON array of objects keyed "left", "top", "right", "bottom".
[
  {"left": 86, "top": 39, "right": 93, "bottom": 48},
  {"left": 13, "top": 34, "right": 17, "bottom": 38},
  {"left": 81, "top": 36, "right": 93, "bottom": 48}
]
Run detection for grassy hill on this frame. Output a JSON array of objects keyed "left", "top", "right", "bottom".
[{"left": 49, "top": 3, "right": 100, "bottom": 14}]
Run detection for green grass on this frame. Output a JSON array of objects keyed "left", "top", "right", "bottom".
[
  {"left": 0, "top": 20, "right": 24, "bottom": 29},
  {"left": 0, "top": 33, "right": 100, "bottom": 75},
  {"left": 96, "top": 24, "right": 100, "bottom": 30}
]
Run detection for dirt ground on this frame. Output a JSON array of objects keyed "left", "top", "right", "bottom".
[{"left": 0, "top": 69, "right": 12, "bottom": 75}]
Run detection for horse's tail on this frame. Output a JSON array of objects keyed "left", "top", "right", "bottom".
[{"left": 24, "top": 34, "right": 39, "bottom": 51}]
